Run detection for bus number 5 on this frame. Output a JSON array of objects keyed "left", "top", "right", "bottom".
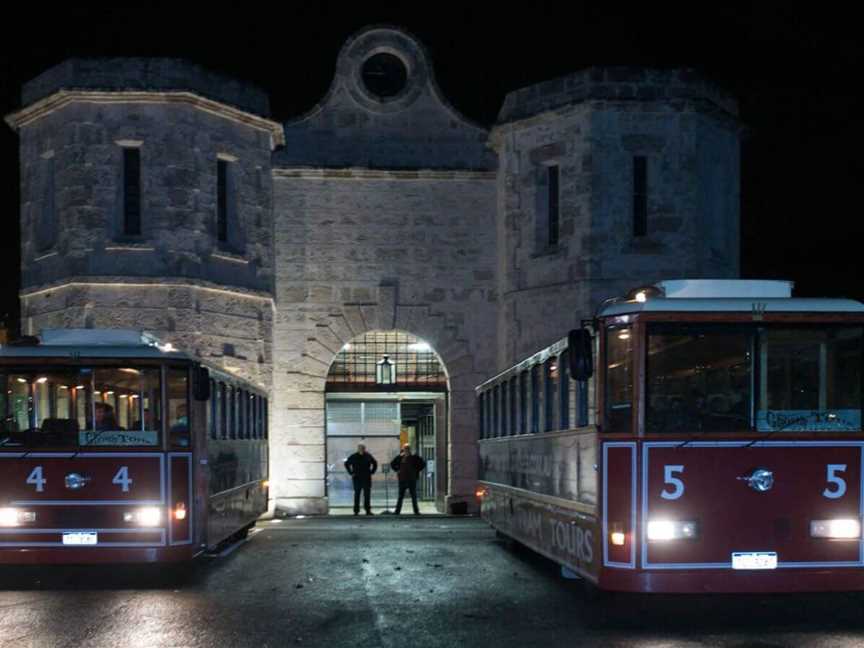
[
  {"left": 823, "top": 464, "right": 847, "bottom": 499},
  {"left": 661, "top": 465, "right": 685, "bottom": 500}
]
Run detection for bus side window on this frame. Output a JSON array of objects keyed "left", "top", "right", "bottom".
[
  {"left": 530, "top": 365, "right": 540, "bottom": 433},
  {"left": 509, "top": 378, "right": 517, "bottom": 436},
  {"left": 219, "top": 382, "right": 227, "bottom": 440},
  {"left": 478, "top": 392, "right": 485, "bottom": 439},
  {"left": 605, "top": 326, "right": 633, "bottom": 434},
  {"left": 263, "top": 398, "right": 268, "bottom": 440},
  {"left": 545, "top": 358, "right": 557, "bottom": 432},
  {"left": 209, "top": 379, "right": 217, "bottom": 440},
  {"left": 167, "top": 367, "right": 190, "bottom": 449},
  {"left": 519, "top": 371, "right": 528, "bottom": 434},
  {"left": 559, "top": 351, "right": 570, "bottom": 430}
]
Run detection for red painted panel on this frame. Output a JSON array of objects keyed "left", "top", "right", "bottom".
[
  {"left": 605, "top": 444, "right": 634, "bottom": 565},
  {"left": 644, "top": 443, "right": 862, "bottom": 566},
  {"left": 169, "top": 455, "right": 191, "bottom": 544},
  {"left": 0, "top": 454, "right": 162, "bottom": 503}
]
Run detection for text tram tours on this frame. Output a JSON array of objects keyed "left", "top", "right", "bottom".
[{"left": 476, "top": 279, "right": 864, "bottom": 593}]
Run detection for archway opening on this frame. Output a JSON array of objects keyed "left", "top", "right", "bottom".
[{"left": 324, "top": 330, "right": 449, "bottom": 514}]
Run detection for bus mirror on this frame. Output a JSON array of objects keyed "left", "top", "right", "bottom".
[
  {"left": 193, "top": 367, "right": 211, "bottom": 401},
  {"left": 568, "top": 328, "right": 593, "bottom": 381}
]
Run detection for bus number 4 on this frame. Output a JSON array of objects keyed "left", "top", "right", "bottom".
[
  {"left": 823, "top": 464, "right": 847, "bottom": 499},
  {"left": 26, "top": 466, "right": 46, "bottom": 492},
  {"left": 661, "top": 465, "right": 685, "bottom": 500},
  {"left": 112, "top": 467, "right": 133, "bottom": 493}
]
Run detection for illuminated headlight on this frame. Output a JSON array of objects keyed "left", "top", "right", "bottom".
[
  {"left": 0, "top": 508, "right": 35, "bottom": 527},
  {"left": 810, "top": 519, "right": 861, "bottom": 539},
  {"left": 123, "top": 507, "right": 162, "bottom": 527},
  {"left": 646, "top": 519, "right": 699, "bottom": 541}
]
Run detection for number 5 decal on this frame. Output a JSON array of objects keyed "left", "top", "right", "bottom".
[
  {"left": 823, "top": 464, "right": 847, "bottom": 499},
  {"left": 661, "top": 465, "right": 685, "bottom": 500}
]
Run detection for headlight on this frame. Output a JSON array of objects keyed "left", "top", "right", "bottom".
[
  {"left": 123, "top": 507, "right": 162, "bottom": 527},
  {"left": 0, "top": 508, "right": 35, "bottom": 527},
  {"left": 646, "top": 519, "right": 699, "bottom": 541},
  {"left": 810, "top": 519, "right": 860, "bottom": 539}
]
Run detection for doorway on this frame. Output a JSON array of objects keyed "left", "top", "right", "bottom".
[{"left": 325, "top": 394, "right": 444, "bottom": 512}]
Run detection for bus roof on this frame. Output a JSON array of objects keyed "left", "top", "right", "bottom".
[
  {"left": 599, "top": 297, "right": 864, "bottom": 317},
  {"left": 598, "top": 280, "right": 864, "bottom": 317},
  {"left": 0, "top": 329, "right": 190, "bottom": 361}
]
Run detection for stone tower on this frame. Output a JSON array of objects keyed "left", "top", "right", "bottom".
[
  {"left": 491, "top": 68, "right": 741, "bottom": 367},
  {"left": 5, "top": 58, "right": 283, "bottom": 387}
]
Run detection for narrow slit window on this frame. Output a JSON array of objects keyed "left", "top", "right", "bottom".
[
  {"left": 548, "top": 164, "right": 559, "bottom": 247},
  {"left": 633, "top": 156, "right": 647, "bottom": 237},
  {"left": 217, "top": 159, "right": 229, "bottom": 243},
  {"left": 36, "top": 155, "right": 56, "bottom": 251},
  {"left": 123, "top": 148, "right": 142, "bottom": 236}
]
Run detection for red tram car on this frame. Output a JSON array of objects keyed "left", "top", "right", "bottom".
[
  {"left": 0, "top": 329, "right": 268, "bottom": 564},
  {"left": 477, "top": 280, "right": 864, "bottom": 592}
]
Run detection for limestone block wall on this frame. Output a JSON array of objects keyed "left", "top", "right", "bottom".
[
  {"left": 14, "top": 101, "right": 277, "bottom": 296},
  {"left": 20, "top": 282, "right": 273, "bottom": 387},
  {"left": 270, "top": 172, "right": 497, "bottom": 513},
  {"left": 493, "top": 68, "right": 741, "bottom": 368}
]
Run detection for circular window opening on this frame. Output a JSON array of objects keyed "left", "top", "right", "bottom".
[{"left": 361, "top": 53, "right": 408, "bottom": 99}]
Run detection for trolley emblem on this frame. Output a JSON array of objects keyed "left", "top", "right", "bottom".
[
  {"left": 737, "top": 467, "right": 774, "bottom": 492},
  {"left": 64, "top": 473, "right": 92, "bottom": 490}
]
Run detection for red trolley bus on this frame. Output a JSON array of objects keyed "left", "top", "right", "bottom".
[
  {"left": 477, "top": 280, "right": 864, "bottom": 593},
  {"left": 0, "top": 329, "right": 268, "bottom": 564}
]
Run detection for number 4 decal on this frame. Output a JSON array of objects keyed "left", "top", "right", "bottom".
[
  {"left": 823, "top": 464, "right": 847, "bottom": 499},
  {"left": 661, "top": 465, "right": 685, "bottom": 500},
  {"left": 26, "top": 466, "right": 46, "bottom": 492},
  {"left": 112, "top": 466, "right": 133, "bottom": 493}
]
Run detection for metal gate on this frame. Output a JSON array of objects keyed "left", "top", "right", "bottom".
[{"left": 418, "top": 412, "right": 436, "bottom": 500}]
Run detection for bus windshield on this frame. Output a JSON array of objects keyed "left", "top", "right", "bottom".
[
  {"left": 0, "top": 366, "right": 163, "bottom": 448},
  {"left": 646, "top": 324, "right": 862, "bottom": 434}
]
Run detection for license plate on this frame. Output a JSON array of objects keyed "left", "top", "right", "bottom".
[
  {"left": 732, "top": 551, "right": 777, "bottom": 570},
  {"left": 62, "top": 532, "right": 98, "bottom": 546}
]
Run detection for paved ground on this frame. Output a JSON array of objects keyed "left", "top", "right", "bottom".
[{"left": 3, "top": 517, "right": 864, "bottom": 647}]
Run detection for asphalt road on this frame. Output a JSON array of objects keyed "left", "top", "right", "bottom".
[{"left": 2, "top": 517, "right": 864, "bottom": 648}]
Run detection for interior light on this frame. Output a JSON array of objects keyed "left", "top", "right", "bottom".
[
  {"left": 16, "top": 378, "right": 27, "bottom": 384},
  {"left": 36, "top": 377, "right": 48, "bottom": 384},
  {"left": 173, "top": 503, "right": 187, "bottom": 521},
  {"left": 611, "top": 531, "right": 626, "bottom": 546},
  {"left": 617, "top": 330, "right": 631, "bottom": 340},
  {"left": 475, "top": 486, "right": 488, "bottom": 499},
  {"left": 59, "top": 385, "right": 68, "bottom": 390}
]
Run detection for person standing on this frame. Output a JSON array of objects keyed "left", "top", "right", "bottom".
[
  {"left": 390, "top": 444, "right": 426, "bottom": 515},
  {"left": 344, "top": 443, "right": 378, "bottom": 515}
]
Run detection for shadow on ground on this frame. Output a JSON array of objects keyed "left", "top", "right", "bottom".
[{"left": 494, "top": 536, "right": 864, "bottom": 634}]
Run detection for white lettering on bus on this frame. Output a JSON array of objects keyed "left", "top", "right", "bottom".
[
  {"left": 549, "top": 518, "right": 594, "bottom": 565},
  {"left": 26, "top": 466, "right": 46, "bottom": 492}
]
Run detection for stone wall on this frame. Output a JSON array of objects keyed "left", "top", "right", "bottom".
[
  {"left": 493, "top": 68, "right": 741, "bottom": 368},
  {"left": 21, "top": 282, "right": 272, "bottom": 387},
  {"left": 270, "top": 172, "right": 497, "bottom": 513}
]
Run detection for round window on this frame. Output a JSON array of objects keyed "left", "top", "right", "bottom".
[{"left": 361, "top": 53, "right": 408, "bottom": 99}]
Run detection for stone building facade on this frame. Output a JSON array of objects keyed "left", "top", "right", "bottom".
[{"left": 5, "top": 27, "right": 741, "bottom": 514}]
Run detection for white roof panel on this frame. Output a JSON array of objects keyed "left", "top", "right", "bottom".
[{"left": 600, "top": 297, "right": 864, "bottom": 317}]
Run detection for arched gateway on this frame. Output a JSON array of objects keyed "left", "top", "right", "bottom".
[{"left": 324, "top": 330, "right": 448, "bottom": 512}]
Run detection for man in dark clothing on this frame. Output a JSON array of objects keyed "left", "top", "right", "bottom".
[
  {"left": 344, "top": 444, "right": 378, "bottom": 515},
  {"left": 390, "top": 444, "right": 426, "bottom": 515}
]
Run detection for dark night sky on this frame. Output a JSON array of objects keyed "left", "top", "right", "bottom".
[{"left": 1, "top": 4, "right": 862, "bottom": 334}]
